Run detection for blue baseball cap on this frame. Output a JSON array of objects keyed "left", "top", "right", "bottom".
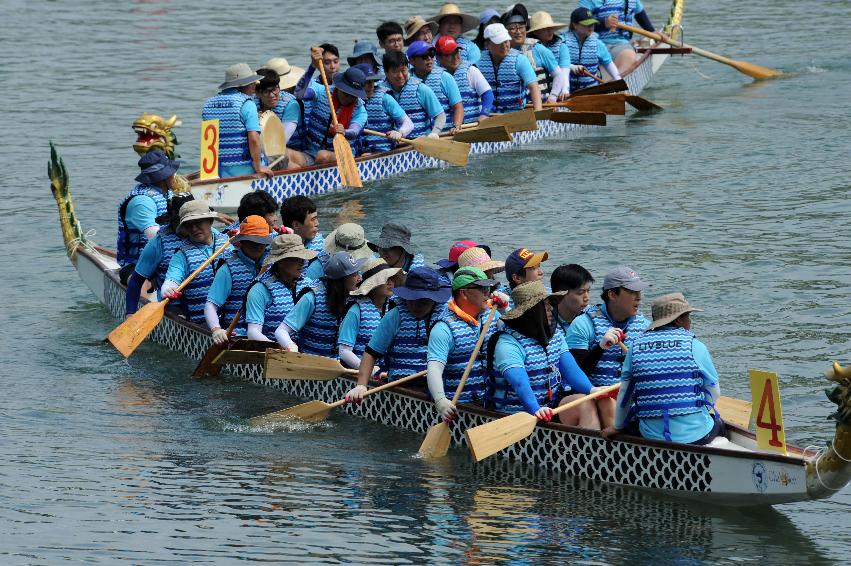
[
  {"left": 323, "top": 251, "right": 367, "bottom": 280},
  {"left": 505, "top": 247, "right": 549, "bottom": 282},
  {"left": 352, "top": 63, "right": 384, "bottom": 82},
  {"left": 406, "top": 40, "right": 436, "bottom": 58}
]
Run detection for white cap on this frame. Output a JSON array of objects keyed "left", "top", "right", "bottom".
[{"left": 483, "top": 23, "right": 511, "bottom": 44}]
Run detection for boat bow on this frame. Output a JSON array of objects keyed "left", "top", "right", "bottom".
[{"left": 807, "top": 362, "right": 851, "bottom": 498}]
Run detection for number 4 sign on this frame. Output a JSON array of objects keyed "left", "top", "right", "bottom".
[
  {"left": 200, "top": 119, "right": 219, "bottom": 180},
  {"left": 749, "top": 369, "right": 787, "bottom": 455}
]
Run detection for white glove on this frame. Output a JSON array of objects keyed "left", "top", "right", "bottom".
[
  {"left": 599, "top": 327, "right": 624, "bottom": 350},
  {"left": 546, "top": 95, "right": 558, "bottom": 104},
  {"left": 345, "top": 384, "right": 368, "bottom": 404},
  {"left": 436, "top": 397, "right": 457, "bottom": 422},
  {"left": 211, "top": 328, "right": 229, "bottom": 345},
  {"left": 491, "top": 290, "right": 510, "bottom": 311},
  {"left": 570, "top": 64, "right": 586, "bottom": 75},
  {"left": 590, "top": 386, "right": 607, "bottom": 394},
  {"left": 388, "top": 130, "right": 402, "bottom": 141},
  {"left": 426, "top": 132, "right": 440, "bottom": 139}
]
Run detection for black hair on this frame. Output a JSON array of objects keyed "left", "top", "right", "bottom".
[
  {"left": 256, "top": 68, "right": 280, "bottom": 92},
  {"left": 280, "top": 195, "right": 317, "bottom": 228},
  {"left": 601, "top": 287, "right": 622, "bottom": 305},
  {"left": 376, "top": 21, "right": 404, "bottom": 43},
  {"left": 319, "top": 43, "right": 339, "bottom": 58},
  {"left": 474, "top": 16, "right": 501, "bottom": 48},
  {"left": 551, "top": 264, "right": 594, "bottom": 293},
  {"left": 237, "top": 191, "right": 277, "bottom": 222},
  {"left": 383, "top": 50, "right": 408, "bottom": 71},
  {"left": 325, "top": 277, "right": 350, "bottom": 318},
  {"left": 158, "top": 192, "right": 195, "bottom": 229}
]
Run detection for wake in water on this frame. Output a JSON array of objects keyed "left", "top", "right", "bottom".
[{"left": 206, "top": 416, "right": 334, "bottom": 434}]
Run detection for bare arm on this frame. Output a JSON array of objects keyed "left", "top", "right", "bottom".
[{"left": 527, "top": 82, "right": 542, "bottom": 111}]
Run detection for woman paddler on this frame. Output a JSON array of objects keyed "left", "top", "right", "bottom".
[
  {"left": 204, "top": 216, "right": 273, "bottom": 344},
  {"left": 487, "top": 280, "right": 600, "bottom": 428},
  {"left": 275, "top": 251, "right": 366, "bottom": 356},
  {"left": 337, "top": 258, "right": 404, "bottom": 374},
  {"left": 244, "top": 234, "right": 318, "bottom": 342},
  {"left": 160, "top": 201, "right": 231, "bottom": 324},
  {"left": 501, "top": 4, "right": 567, "bottom": 103},
  {"left": 456, "top": 246, "right": 511, "bottom": 307},
  {"left": 563, "top": 8, "right": 621, "bottom": 93}
]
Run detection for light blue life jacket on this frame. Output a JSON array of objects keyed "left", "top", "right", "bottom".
[
  {"left": 202, "top": 90, "right": 254, "bottom": 172},
  {"left": 298, "top": 283, "right": 342, "bottom": 358},
  {"left": 440, "top": 308, "right": 496, "bottom": 404},
  {"left": 488, "top": 327, "right": 565, "bottom": 413},
  {"left": 116, "top": 184, "right": 169, "bottom": 267},
  {"left": 350, "top": 297, "right": 393, "bottom": 358},
  {"left": 451, "top": 61, "right": 481, "bottom": 123},
  {"left": 477, "top": 49, "right": 525, "bottom": 114},
  {"left": 385, "top": 301, "right": 447, "bottom": 381},
  {"left": 564, "top": 31, "right": 602, "bottom": 91},
  {"left": 584, "top": 304, "right": 650, "bottom": 386},
  {"left": 423, "top": 68, "right": 454, "bottom": 126},
  {"left": 152, "top": 226, "right": 187, "bottom": 289},
  {"left": 543, "top": 34, "right": 565, "bottom": 63},
  {"left": 594, "top": 0, "right": 637, "bottom": 44},
  {"left": 177, "top": 231, "right": 229, "bottom": 324},
  {"left": 304, "top": 87, "right": 336, "bottom": 157},
  {"left": 362, "top": 90, "right": 395, "bottom": 153},
  {"left": 218, "top": 250, "right": 265, "bottom": 336},
  {"left": 286, "top": 97, "right": 310, "bottom": 152},
  {"left": 254, "top": 272, "right": 314, "bottom": 340},
  {"left": 404, "top": 252, "right": 426, "bottom": 272},
  {"left": 455, "top": 36, "right": 478, "bottom": 63},
  {"left": 386, "top": 77, "right": 432, "bottom": 138}
]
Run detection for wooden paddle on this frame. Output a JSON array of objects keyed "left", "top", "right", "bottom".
[
  {"left": 451, "top": 125, "right": 513, "bottom": 143},
  {"left": 579, "top": 70, "right": 662, "bottom": 112},
  {"left": 316, "top": 59, "right": 363, "bottom": 188},
  {"left": 541, "top": 93, "right": 626, "bottom": 115},
  {"left": 418, "top": 306, "right": 498, "bottom": 459},
  {"left": 260, "top": 112, "right": 287, "bottom": 156},
  {"left": 107, "top": 236, "right": 233, "bottom": 358},
  {"left": 264, "top": 349, "right": 360, "bottom": 381},
  {"left": 466, "top": 383, "right": 621, "bottom": 462},
  {"left": 715, "top": 395, "right": 753, "bottom": 430},
  {"left": 616, "top": 22, "right": 783, "bottom": 80},
  {"left": 568, "top": 79, "right": 629, "bottom": 97},
  {"left": 192, "top": 307, "right": 242, "bottom": 378},
  {"left": 536, "top": 109, "right": 607, "bottom": 126},
  {"left": 250, "top": 369, "right": 427, "bottom": 426},
  {"left": 362, "top": 128, "right": 470, "bottom": 167},
  {"left": 484, "top": 108, "right": 538, "bottom": 133}
]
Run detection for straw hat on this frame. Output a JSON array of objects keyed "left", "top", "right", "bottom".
[
  {"left": 324, "top": 223, "right": 373, "bottom": 260},
  {"left": 351, "top": 258, "right": 403, "bottom": 296},
  {"left": 260, "top": 57, "right": 305, "bottom": 90},
  {"left": 431, "top": 4, "right": 479, "bottom": 33},
  {"left": 218, "top": 62, "right": 263, "bottom": 90},
  {"left": 458, "top": 247, "right": 505, "bottom": 274},
  {"left": 649, "top": 292, "right": 704, "bottom": 330},
  {"left": 404, "top": 16, "right": 439, "bottom": 45},
  {"left": 263, "top": 234, "right": 317, "bottom": 269},
  {"left": 528, "top": 11, "right": 568, "bottom": 34},
  {"left": 176, "top": 200, "right": 219, "bottom": 233},
  {"left": 500, "top": 280, "right": 566, "bottom": 320}
]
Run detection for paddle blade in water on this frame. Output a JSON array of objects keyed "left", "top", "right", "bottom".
[
  {"left": 486, "top": 108, "right": 538, "bottom": 133},
  {"left": 250, "top": 399, "right": 334, "bottom": 426},
  {"left": 410, "top": 137, "right": 470, "bottom": 167},
  {"left": 453, "top": 125, "right": 513, "bottom": 143},
  {"left": 548, "top": 111, "right": 607, "bottom": 126},
  {"left": 193, "top": 342, "right": 227, "bottom": 378},
  {"left": 731, "top": 60, "right": 783, "bottom": 80},
  {"left": 564, "top": 94, "right": 626, "bottom": 115},
  {"left": 107, "top": 300, "right": 166, "bottom": 357},
  {"left": 333, "top": 134, "right": 362, "bottom": 188},
  {"left": 264, "top": 349, "right": 353, "bottom": 381},
  {"left": 465, "top": 411, "right": 538, "bottom": 462},
  {"left": 418, "top": 422, "right": 452, "bottom": 459},
  {"left": 625, "top": 95, "right": 663, "bottom": 112}
]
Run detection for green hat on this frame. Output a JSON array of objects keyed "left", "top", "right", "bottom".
[{"left": 452, "top": 266, "right": 498, "bottom": 291}]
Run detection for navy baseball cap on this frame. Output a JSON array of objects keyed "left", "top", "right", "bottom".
[{"left": 505, "top": 247, "right": 549, "bottom": 281}]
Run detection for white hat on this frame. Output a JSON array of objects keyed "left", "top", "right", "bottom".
[
  {"left": 484, "top": 23, "right": 511, "bottom": 44},
  {"left": 260, "top": 57, "right": 305, "bottom": 90}
]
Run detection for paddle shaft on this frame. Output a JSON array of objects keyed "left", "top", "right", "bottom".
[
  {"left": 316, "top": 58, "right": 340, "bottom": 128},
  {"left": 361, "top": 128, "right": 417, "bottom": 146},
  {"left": 582, "top": 69, "right": 604, "bottom": 84},
  {"left": 173, "top": 236, "right": 234, "bottom": 295},
  {"left": 449, "top": 306, "right": 497, "bottom": 405},
  {"left": 551, "top": 383, "right": 621, "bottom": 418},
  {"left": 332, "top": 370, "right": 427, "bottom": 410}
]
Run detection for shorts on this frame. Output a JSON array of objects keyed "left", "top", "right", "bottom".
[{"left": 607, "top": 42, "right": 636, "bottom": 59}]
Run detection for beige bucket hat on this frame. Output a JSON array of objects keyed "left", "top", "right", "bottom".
[
  {"left": 500, "top": 280, "right": 566, "bottom": 321},
  {"left": 350, "top": 258, "right": 403, "bottom": 296},
  {"left": 263, "top": 233, "right": 318, "bottom": 269},
  {"left": 176, "top": 200, "right": 219, "bottom": 233},
  {"left": 404, "top": 16, "right": 439, "bottom": 45},
  {"left": 431, "top": 4, "right": 478, "bottom": 33},
  {"left": 218, "top": 62, "right": 263, "bottom": 90},
  {"left": 649, "top": 292, "right": 704, "bottom": 329},
  {"left": 528, "top": 11, "right": 568, "bottom": 34},
  {"left": 458, "top": 246, "right": 505, "bottom": 274},
  {"left": 259, "top": 57, "right": 305, "bottom": 90},
  {"left": 324, "top": 223, "right": 373, "bottom": 260}
]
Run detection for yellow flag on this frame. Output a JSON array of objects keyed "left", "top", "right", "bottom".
[
  {"left": 748, "top": 369, "right": 787, "bottom": 455},
  {"left": 199, "top": 119, "right": 220, "bottom": 180}
]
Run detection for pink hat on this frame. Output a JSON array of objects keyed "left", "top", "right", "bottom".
[
  {"left": 436, "top": 239, "right": 477, "bottom": 269},
  {"left": 458, "top": 246, "right": 505, "bottom": 274}
]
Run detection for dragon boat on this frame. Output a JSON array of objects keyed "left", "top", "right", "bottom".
[{"left": 49, "top": 140, "right": 851, "bottom": 506}]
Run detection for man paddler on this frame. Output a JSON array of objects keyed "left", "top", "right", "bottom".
[
  {"left": 353, "top": 64, "right": 414, "bottom": 155},
  {"left": 382, "top": 50, "right": 446, "bottom": 139},
  {"left": 201, "top": 63, "right": 272, "bottom": 180},
  {"left": 348, "top": 41, "right": 382, "bottom": 74},
  {"left": 407, "top": 41, "right": 464, "bottom": 134},
  {"left": 550, "top": 263, "right": 595, "bottom": 334},
  {"left": 502, "top": 4, "right": 568, "bottom": 102},
  {"left": 426, "top": 267, "right": 500, "bottom": 421},
  {"left": 377, "top": 21, "right": 406, "bottom": 53},
  {"left": 204, "top": 216, "right": 273, "bottom": 344},
  {"left": 602, "top": 293, "right": 724, "bottom": 446},
  {"left": 368, "top": 223, "right": 425, "bottom": 272},
  {"left": 477, "top": 23, "right": 542, "bottom": 113},
  {"left": 345, "top": 267, "right": 451, "bottom": 402},
  {"left": 563, "top": 8, "right": 621, "bottom": 92},
  {"left": 280, "top": 195, "right": 326, "bottom": 280},
  {"left": 116, "top": 150, "right": 178, "bottom": 283},
  {"left": 434, "top": 36, "right": 494, "bottom": 126},
  {"left": 431, "top": 3, "right": 481, "bottom": 64}
]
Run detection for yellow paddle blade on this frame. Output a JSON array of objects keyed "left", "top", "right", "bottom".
[
  {"left": 250, "top": 399, "right": 334, "bottom": 426},
  {"left": 730, "top": 59, "right": 784, "bottom": 80},
  {"left": 409, "top": 137, "right": 470, "bottom": 167},
  {"left": 418, "top": 421, "right": 452, "bottom": 459},
  {"left": 453, "top": 125, "right": 513, "bottom": 143},
  {"left": 715, "top": 395, "right": 753, "bottom": 429},
  {"left": 107, "top": 300, "right": 166, "bottom": 357},
  {"left": 332, "top": 134, "right": 362, "bottom": 188},
  {"left": 465, "top": 411, "right": 538, "bottom": 462},
  {"left": 260, "top": 112, "right": 287, "bottom": 156},
  {"left": 485, "top": 108, "right": 538, "bottom": 133},
  {"left": 264, "top": 349, "right": 354, "bottom": 381},
  {"left": 564, "top": 93, "right": 626, "bottom": 115}
]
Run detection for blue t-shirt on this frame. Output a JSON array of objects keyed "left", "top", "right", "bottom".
[
  {"left": 245, "top": 283, "right": 274, "bottom": 326},
  {"left": 435, "top": 70, "right": 463, "bottom": 107},
  {"left": 206, "top": 249, "right": 263, "bottom": 307},
  {"left": 366, "top": 306, "right": 402, "bottom": 355},
  {"left": 531, "top": 43, "right": 559, "bottom": 75},
  {"left": 134, "top": 233, "right": 163, "bottom": 280},
  {"left": 565, "top": 303, "right": 639, "bottom": 349},
  {"left": 415, "top": 83, "right": 445, "bottom": 119},
  {"left": 338, "top": 302, "right": 362, "bottom": 347},
  {"left": 282, "top": 97, "right": 302, "bottom": 124},
  {"left": 124, "top": 194, "right": 160, "bottom": 233},
  {"left": 382, "top": 93, "right": 407, "bottom": 123},
  {"left": 304, "top": 257, "right": 325, "bottom": 280},
  {"left": 426, "top": 320, "right": 456, "bottom": 363},
  {"left": 283, "top": 288, "right": 317, "bottom": 331},
  {"left": 514, "top": 54, "right": 538, "bottom": 87},
  {"left": 579, "top": 0, "right": 646, "bottom": 45},
  {"left": 164, "top": 235, "right": 229, "bottom": 284}
]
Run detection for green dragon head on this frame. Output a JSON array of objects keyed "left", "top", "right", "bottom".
[{"left": 133, "top": 113, "right": 181, "bottom": 159}]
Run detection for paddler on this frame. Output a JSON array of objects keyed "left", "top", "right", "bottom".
[
  {"left": 563, "top": 8, "right": 621, "bottom": 92},
  {"left": 376, "top": 21, "right": 406, "bottom": 53},
  {"left": 160, "top": 201, "right": 231, "bottom": 324},
  {"left": 504, "top": 247, "right": 549, "bottom": 290},
  {"left": 353, "top": 63, "right": 413, "bottom": 155},
  {"left": 280, "top": 195, "right": 327, "bottom": 277},
  {"left": 403, "top": 16, "right": 438, "bottom": 47},
  {"left": 116, "top": 150, "right": 178, "bottom": 283},
  {"left": 473, "top": 8, "right": 501, "bottom": 50},
  {"left": 244, "top": 234, "right": 318, "bottom": 342},
  {"left": 220, "top": 190, "right": 280, "bottom": 234},
  {"left": 602, "top": 293, "right": 724, "bottom": 445},
  {"left": 347, "top": 40, "right": 382, "bottom": 74},
  {"left": 486, "top": 280, "right": 600, "bottom": 427},
  {"left": 426, "top": 267, "right": 501, "bottom": 421},
  {"left": 345, "top": 267, "right": 451, "bottom": 402},
  {"left": 501, "top": 4, "right": 568, "bottom": 103},
  {"left": 381, "top": 50, "right": 446, "bottom": 139},
  {"left": 477, "top": 23, "right": 542, "bottom": 113},
  {"left": 434, "top": 36, "right": 495, "bottom": 125},
  {"left": 550, "top": 263, "right": 595, "bottom": 333},
  {"left": 457, "top": 246, "right": 511, "bottom": 306},
  {"left": 527, "top": 11, "right": 569, "bottom": 67},
  {"left": 407, "top": 40, "right": 464, "bottom": 134},
  {"left": 578, "top": 0, "right": 669, "bottom": 75},
  {"left": 338, "top": 258, "right": 404, "bottom": 373},
  {"left": 431, "top": 3, "right": 481, "bottom": 64},
  {"left": 314, "top": 222, "right": 374, "bottom": 280},
  {"left": 288, "top": 45, "right": 339, "bottom": 158},
  {"left": 368, "top": 223, "right": 425, "bottom": 272},
  {"left": 275, "top": 251, "right": 366, "bottom": 356},
  {"left": 255, "top": 64, "right": 305, "bottom": 169},
  {"left": 565, "top": 265, "right": 650, "bottom": 428},
  {"left": 201, "top": 63, "right": 272, "bottom": 179},
  {"left": 204, "top": 216, "right": 273, "bottom": 343}
]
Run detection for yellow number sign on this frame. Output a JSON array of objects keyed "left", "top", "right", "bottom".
[
  {"left": 749, "top": 369, "right": 787, "bottom": 455},
  {"left": 200, "top": 119, "right": 220, "bottom": 180}
]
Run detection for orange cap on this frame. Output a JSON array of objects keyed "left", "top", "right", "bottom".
[{"left": 233, "top": 215, "right": 272, "bottom": 245}]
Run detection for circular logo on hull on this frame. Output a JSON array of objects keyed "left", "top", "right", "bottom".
[{"left": 752, "top": 462, "right": 768, "bottom": 493}]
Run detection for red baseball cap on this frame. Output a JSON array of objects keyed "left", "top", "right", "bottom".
[
  {"left": 436, "top": 239, "right": 477, "bottom": 269},
  {"left": 435, "top": 35, "right": 461, "bottom": 56}
]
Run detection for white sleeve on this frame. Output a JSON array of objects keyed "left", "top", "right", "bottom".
[
  {"left": 549, "top": 67, "right": 568, "bottom": 98},
  {"left": 283, "top": 121, "right": 298, "bottom": 142},
  {"left": 467, "top": 66, "right": 492, "bottom": 96},
  {"left": 430, "top": 112, "right": 446, "bottom": 135},
  {"left": 604, "top": 61, "right": 622, "bottom": 81},
  {"left": 274, "top": 322, "right": 297, "bottom": 350},
  {"left": 339, "top": 344, "right": 361, "bottom": 369},
  {"left": 204, "top": 301, "right": 221, "bottom": 331},
  {"left": 143, "top": 225, "right": 161, "bottom": 241},
  {"left": 247, "top": 323, "right": 271, "bottom": 342},
  {"left": 397, "top": 115, "right": 414, "bottom": 138},
  {"left": 426, "top": 360, "right": 448, "bottom": 402}
]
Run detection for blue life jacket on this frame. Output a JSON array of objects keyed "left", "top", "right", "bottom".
[
  {"left": 594, "top": 0, "right": 637, "bottom": 44},
  {"left": 298, "top": 283, "right": 342, "bottom": 358},
  {"left": 565, "top": 31, "right": 602, "bottom": 91},
  {"left": 386, "top": 77, "right": 432, "bottom": 138},
  {"left": 423, "top": 68, "right": 455, "bottom": 127},
  {"left": 488, "top": 327, "right": 565, "bottom": 413},
  {"left": 543, "top": 34, "right": 565, "bottom": 63},
  {"left": 455, "top": 36, "right": 478, "bottom": 62},
  {"left": 362, "top": 89, "right": 395, "bottom": 153},
  {"left": 440, "top": 308, "right": 496, "bottom": 404},
  {"left": 218, "top": 250, "right": 264, "bottom": 336},
  {"left": 520, "top": 40, "right": 552, "bottom": 98},
  {"left": 350, "top": 297, "right": 394, "bottom": 358},
  {"left": 452, "top": 60, "right": 482, "bottom": 124},
  {"left": 152, "top": 226, "right": 187, "bottom": 289},
  {"left": 202, "top": 90, "right": 254, "bottom": 172},
  {"left": 584, "top": 304, "right": 649, "bottom": 386},
  {"left": 385, "top": 302, "right": 446, "bottom": 381},
  {"left": 404, "top": 252, "right": 426, "bottom": 272},
  {"left": 477, "top": 49, "right": 525, "bottom": 114},
  {"left": 253, "top": 272, "right": 314, "bottom": 340},
  {"left": 286, "top": 97, "right": 310, "bottom": 152},
  {"left": 305, "top": 88, "right": 364, "bottom": 157},
  {"left": 116, "top": 184, "right": 169, "bottom": 267},
  {"left": 626, "top": 327, "right": 713, "bottom": 441},
  {"left": 177, "top": 231, "right": 229, "bottom": 323}
]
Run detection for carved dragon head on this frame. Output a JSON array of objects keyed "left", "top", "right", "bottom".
[
  {"left": 133, "top": 113, "right": 181, "bottom": 159},
  {"left": 825, "top": 362, "right": 851, "bottom": 425}
]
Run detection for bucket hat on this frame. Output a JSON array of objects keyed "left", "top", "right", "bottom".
[
  {"left": 393, "top": 267, "right": 451, "bottom": 302},
  {"left": 528, "top": 11, "right": 567, "bottom": 34},
  {"left": 135, "top": 150, "right": 180, "bottom": 184},
  {"left": 501, "top": 280, "right": 566, "bottom": 320},
  {"left": 431, "top": 4, "right": 479, "bottom": 33},
  {"left": 323, "top": 223, "right": 373, "bottom": 260},
  {"left": 483, "top": 23, "right": 511, "bottom": 44},
  {"left": 351, "top": 258, "right": 403, "bottom": 296},
  {"left": 649, "top": 292, "right": 704, "bottom": 330},
  {"left": 263, "top": 233, "right": 317, "bottom": 269},
  {"left": 259, "top": 57, "right": 305, "bottom": 90},
  {"left": 347, "top": 41, "right": 381, "bottom": 69},
  {"left": 602, "top": 266, "right": 649, "bottom": 292},
  {"left": 479, "top": 8, "right": 500, "bottom": 25},
  {"left": 232, "top": 215, "right": 273, "bottom": 246},
  {"left": 435, "top": 239, "right": 477, "bottom": 270},
  {"left": 451, "top": 266, "right": 498, "bottom": 292},
  {"left": 332, "top": 67, "right": 368, "bottom": 100},
  {"left": 403, "top": 16, "right": 439, "bottom": 45},
  {"left": 219, "top": 62, "right": 263, "bottom": 90},
  {"left": 458, "top": 247, "right": 505, "bottom": 274},
  {"left": 323, "top": 251, "right": 368, "bottom": 280},
  {"left": 368, "top": 223, "right": 415, "bottom": 255},
  {"left": 176, "top": 200, "right": 219, "bottom": 234},
  {"left": 352, "top": 63, "right": 384, "bottom": 82}
]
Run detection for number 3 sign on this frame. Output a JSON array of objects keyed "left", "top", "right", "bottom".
[
  {"left": 749, "top": 369, "right": 787, "bottom": 455},
  {"left": 200, "top": 119, "right": 220, "bottom": 180}
]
